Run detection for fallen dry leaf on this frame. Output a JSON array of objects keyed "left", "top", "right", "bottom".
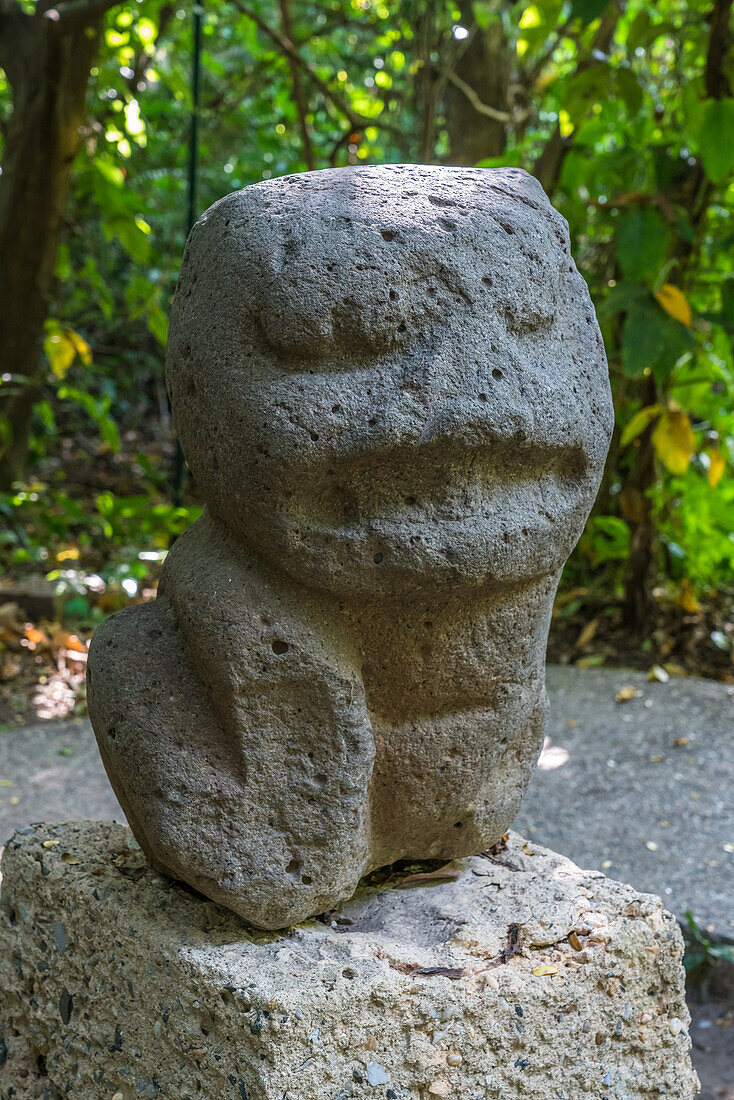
[
  {"left": 412, "top": 966, "right": 465, "bottom": 980},
  {"left": 0, "top": 657, "right": 21, "bottom": 681},
  {"left": 532, "top": 964, "right": 559, "bottom": 976},
  {"left": 647, "top": 665, "right": 670, "bottom": 683},
  {"left": 396, "top": 866, "right": 461, "bottom": 888},
  {"left": 0, "top": 602, "right": 23, "bottom": 634},
  {"left": 53, "top": 630, "right": 87, "bottom": 654},
  {"left": 23, "top": 624, "right": 51, "bottom": 651},
  {"left": 616, "top": 685, "right": 642, "bottom": 703},
  {"left": 575, "top": 618, "right": 599, "bottom": 648}
]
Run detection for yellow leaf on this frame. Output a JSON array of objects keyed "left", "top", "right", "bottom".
[
  {"left": 532, "top": 965, "right": 559, "bottom": 976},
  {"left": 655, "top": 284, "right": 692, "bottom": 327},
  {"left": 706, "top": 447, "right": 725, "bottom": 488},
  {"left": 44, "top": 330, "right": 76, "bottom": 379},
  {"left": 616, "top": 685, "right": 642, "bottom": 703},
  {"left": 69, "top": 330, "right": 92, "bottom": 366},
  {"left": 519, "top": 4, "right": 542, "bottom": 28},
  {"left": 575, "top": 618, "right": 599, "bottom": 648},
  {"left": 620, "top": 404, "right": 662, "bottom": 448},
  {"left": 677, "top": 579, "right": 700, "bottom": 614},
  {"left": 651, "top": 411, "right": 695, "bottom": 475},
  {"left": 44, "top": 323, "right": 92, "bottom": 377}
]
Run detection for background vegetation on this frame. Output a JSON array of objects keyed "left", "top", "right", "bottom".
[{"left": 1, "top": 0, "right": 733, "bottom": 720}]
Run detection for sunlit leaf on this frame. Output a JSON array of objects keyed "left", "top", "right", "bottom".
[
  {"left": 651, "top": 411, "right": 695, "bottom": 475},
  {"left": 44, "top": 330, "right": 77, "bottom": 379},
  {"left": 705, "top": 448, "right": 725, "bottom": 488},
  {"left": 620, "top": 404, "right": 662, "bottom": 448},
  {"left": 44, "top": 324, "right": 91, "bottom": 378},
  {"left": 654, "top": 285, "right": 692, "bottom": 327},
  {"left": 124, "top": 98, "right": 146, "bottom": 137}
]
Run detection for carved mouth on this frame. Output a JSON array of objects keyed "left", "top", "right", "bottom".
[
  {"left": 313, "top": 438, "right": 587, "bottom": 530},
  {"left": 278, "top": 437, "right": 595, "bottom": 589}
]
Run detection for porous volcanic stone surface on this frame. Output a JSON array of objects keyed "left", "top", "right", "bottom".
[
  {"left": 87, "top": 165, "right": 613, "bottom": 929},
  {"left": 0, "top": 822, "right": 697, "bottom": 1099}
]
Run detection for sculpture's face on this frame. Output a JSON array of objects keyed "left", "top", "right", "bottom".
[{"left": 167, "top": 165, "right": 612, "bottom": 600}]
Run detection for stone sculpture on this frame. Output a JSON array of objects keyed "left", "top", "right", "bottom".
[{"left": 87, "top": 164, "right": 613, "bottom": 929}]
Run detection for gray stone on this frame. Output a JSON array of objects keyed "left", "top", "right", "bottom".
[
  {"left": 0, "top": 822, "right": 697, "bottom": 1098},
  {"left": 87, "top": 164, "right": 613, "bottom": 928}
]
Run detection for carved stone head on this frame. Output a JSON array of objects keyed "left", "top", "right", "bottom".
[
  {"left": 88, "top": 166, "right": 613, "bottom": 928},
  {"left": 167, "top": 164, "right": 611, "bottom": 600}
]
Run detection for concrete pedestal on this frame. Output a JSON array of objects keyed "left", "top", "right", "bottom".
[{"left": 0, "top": 822, "right": 697, "bottom": 1099}]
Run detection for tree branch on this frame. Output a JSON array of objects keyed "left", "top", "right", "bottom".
[
  {"left": 48, "top": 0, "right": 124, "bottom": 30},
  {"left": 0, "top": 0, "right": 35, "bottom": 90},
  {"left": 443, "top": 68, "right": 518, "bottom": 123},
  {"left": 124, "top": 2, "right": 174, "bottom": 94},
  {"left": 276, "top": 0, "right": 315, "bottom": 170},
  {"left": 229, "top": 0, "right": 404, "bottom": 138},
  {"left": 705, "top": 0, "right": 733, "bottom": 98}
]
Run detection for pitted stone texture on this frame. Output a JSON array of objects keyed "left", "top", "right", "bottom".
[
  {"left": 87, "top": 165, "right": 613, "bottom": 928},
  {"left": 0, "top": 823, "right": 697, "bottom": 1100}
]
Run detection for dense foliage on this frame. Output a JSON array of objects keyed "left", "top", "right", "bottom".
[{"left": 1, "top": 0, "right": 733, "bottom": 646}]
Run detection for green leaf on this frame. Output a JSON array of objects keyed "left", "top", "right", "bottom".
[
  {"left": 622, "top": 299, "right": 693, "bottom": 381},
  {"left": 615, "top": 67, "right": 642, "bottom": 116},
  {"left": 65, "top": 596, "right": 91, "bottom": 618},
  {"left": 624, "top": 10, "right": 653, "bottom": 49},
  {"left": 710, "top": 944, "right": 734, "bottom": 963},
  {"left": 620, "top": 404, "right": 662, "bottom": 447},
  {"left": 697, "top": 98, "right": 734, "bottom": 184},
  {"left": 147, "top": 304, "right": 169, "bottom": 346},
  {"left": 598, "top": 280, "right": 647, "bottom": 317},
  {"left": 721, "top": 277, "right": 734, "bottom": 320},
  {"left": 672, "top": 206, "right": 695, "bottom": 245},
  {"left": 683, "top": 950, "right": 706, "bottom": 972},
  {"left": 570, "top": 0, "right": 610, "bottom": 25},
  {"left": 616, "top": 208, "right": 671, "bottom": 284},
  {"left": 563, "top": 66, "right": 613, "bottom": 124}
]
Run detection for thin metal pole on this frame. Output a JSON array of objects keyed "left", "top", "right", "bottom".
[
  {"left": 172, "top": 1, "right": 204, "bottom": 512},
  {"left": 186, "top": 3, "right": 203, "bottom": 235}
]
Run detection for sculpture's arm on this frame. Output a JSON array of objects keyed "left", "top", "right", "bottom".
[{"left": 88, "top": 511, "right": 375, "bottom": 929}]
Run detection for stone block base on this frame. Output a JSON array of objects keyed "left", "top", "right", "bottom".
[{"left": 0, "top": 822, "right": 698, "bottom": 1099}]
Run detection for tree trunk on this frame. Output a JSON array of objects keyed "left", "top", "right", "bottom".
[
  {"left": 444, "top": 2, "right": 509, "bottom": 166},
  {"left": 623, "top": 377, "right": 657, "bottom": 631},
  {"left": 0, "top": 2, "right": 108, "bottom": 489}
]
